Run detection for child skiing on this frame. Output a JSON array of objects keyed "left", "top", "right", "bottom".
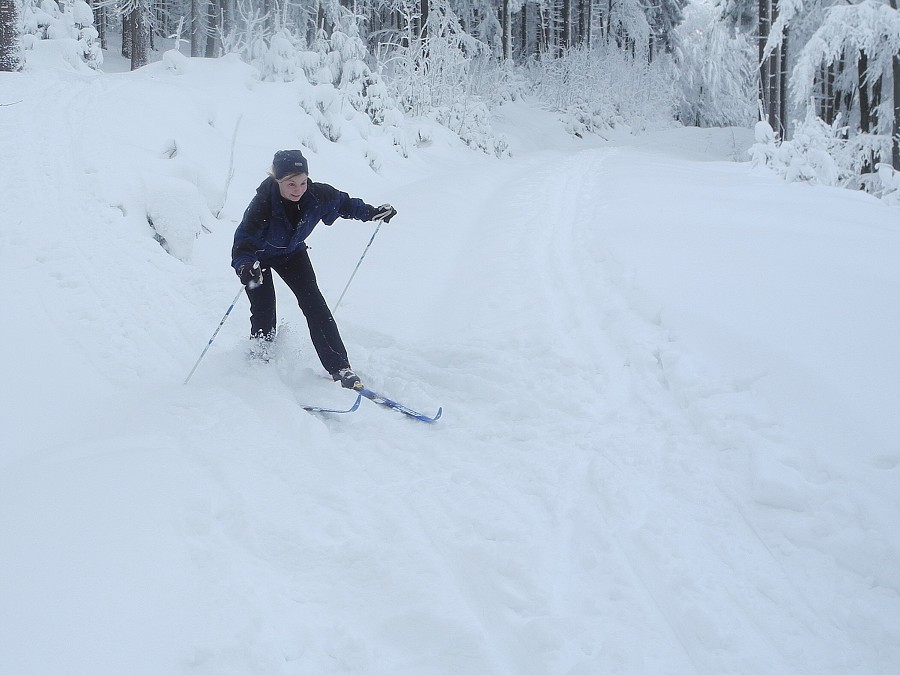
[{"left": 231, "top": 149, "right": 396, "bottom": 389}]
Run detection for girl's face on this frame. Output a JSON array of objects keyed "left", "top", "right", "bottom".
[{"left": 278, "top": 173, "right": 308, "bottom": 201}]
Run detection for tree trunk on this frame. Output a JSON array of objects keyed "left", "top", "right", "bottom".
[
  {"left": 92, "top": 0, "right": 106, "bottom": 50},
  {"left": 820, "top": 63, "right": 835, "bottom": 124},
  {"left": 859, "top": 51, "right": 871, "bottom": 135},
  {"left": 521, "top": 1, "right": 539, "bottom": 61},
  {"left": 766, "top": 0, "right": 781, "bottom": 137},
  {"left": 122, "top": 16, "right": 131, "bottom": 58},
  {"left": 758, "top": 0, "right": 769, "bottom": 120},
  {"left": 888, "top": 0, "right": 900, "bottom": 169},
  {"left": 518, "top": 4, "right": 526, "bottom": 61},
  {"left": 602, "top": 0, "right": 611, "bottom": 44},
  {"left": 778, "top": 28, "right": 788, "bottom": 137},
  {"left": 0, "top": 0, "right": 21, "bottom": 72},
  {"left": 191, "top": 0, "right": 204, "bottom": 56},
  {"left": 579, "top": 0, "right": 590, "bottom": 48},
  {"left": 834, "top": 54, "right": 848, "bottom": 125},
  {"left": 205, "top": 0, "right": 219, "bottom": 57},
  {"left": 130, "top": 5, "right": 150, "bottom": 70},
  {"left": 501, "top": 0, "right": 510, "bottom": 60},
  {"left": 893, "top": 52, "right": 900, "bottom": 169},
  {"left": 538, "top": 2, "right": 549, "bottom": 55},
  {"left": 264, "top": 0, "right": 275, "bottom": 34},
  {"left": 222, "top": 0, "right": 234, "bottom": 46},
  {"left": 858, "top": 49, "right": 885, "bottom": 174}
]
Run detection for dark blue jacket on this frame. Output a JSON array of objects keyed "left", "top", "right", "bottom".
[{"left": 231, "top": 177, "right": 376, "bottom": 271}]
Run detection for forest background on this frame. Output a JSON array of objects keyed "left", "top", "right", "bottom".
[{"left": 1, "top": 0, "right": 899, "bottom": 205}]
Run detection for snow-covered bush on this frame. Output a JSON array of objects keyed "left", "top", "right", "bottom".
[
  {"left": 239, "top": 13, "right": 412, "bottom": 161},
  {"left": 434, "top": 99, "right": 509, "bottom": 157},
  {"left": 143, "top": 171, "right": 211, "bottom": 262},
  {"left": 751, "top": 116, "right": 842, "bottom": 185},
  {"left": 21, "top": 0, "right": 101, "bottom": 69},
  {"left": 462, "top": 54, "right": 528, "bottom": 109},
  {"left": 378, "top": 3, "right": 514, "bottom": 155},
  {"left": 162, "top": 47, "right": 189, "bottom": 74},
  {"left": 527, "top": 43, "right": 677, "bottom": 136},
  {"left": 258, "top": 29, "right": 303, "bottom": 82},
  {"left": 21, "top": 0, "right": 56, "bottom": 40},
  {"left": 751, "top": 112, "right": 896, "bottom": 200}
]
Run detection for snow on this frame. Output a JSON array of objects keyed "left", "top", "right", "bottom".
[{"left": 2, "top": 48, "right": 900, "bottom": 675}]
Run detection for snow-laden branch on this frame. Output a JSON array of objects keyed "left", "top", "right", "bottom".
[
  {"left": 762, "top": 0, "right": 806, "bottom": 61},
  {"left": 792, "top": 1, "right": 900, "bottom": 106}
]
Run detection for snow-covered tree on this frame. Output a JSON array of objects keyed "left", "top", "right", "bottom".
[
  {"left": 331, "top": 12, "right": 400, "bottom": 128},
  {"left": 792, "top": 0, "right": 900, "bottom": 171},
  {"left": 219, "top": 0, "right": 271, "bottom": 64},
  {"left": 597, "top": 0, "right": 652, "bottom": 54},
  {"left": 646, "top": 0, "right": 689, "bottom": 57},
  {"left": 385, "top": 0, "right": 488, "bottom": 114},
  {"left": 719, "top": 0, "right": 803, "bottom": 137},
  {"left": 674, "top": 0, "right": 755, "bottom": 127},
  {"left": 0, "top": 0, "right": 22, "bottom": 71}
]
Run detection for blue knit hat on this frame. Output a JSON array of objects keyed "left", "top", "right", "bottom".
[{"left": 272, "top": 150, "right": 309, "bottom": 179}]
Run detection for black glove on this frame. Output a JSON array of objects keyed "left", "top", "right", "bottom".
[
  {"left": 238, "top": 261, "right": 263, "bottom": 289},
  {"left": 370, "top": 204, "right": 397, "bottom": 223}
]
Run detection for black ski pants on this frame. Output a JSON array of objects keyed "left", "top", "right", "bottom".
[{"left": 245, "top": 249, "right": 350, "bottom": 375}]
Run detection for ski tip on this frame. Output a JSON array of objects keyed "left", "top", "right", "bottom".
[
  {"left": 417, "top": 406, "right": 442, "bottom": 423},
  {"left": 301, "top": 392, "right": 362, "bottom": 414}
]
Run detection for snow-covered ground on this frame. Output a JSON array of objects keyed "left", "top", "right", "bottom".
[{"left": 1, "top": 48, "right": 899, "bottom": 674}]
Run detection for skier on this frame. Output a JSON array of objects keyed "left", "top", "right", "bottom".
[{"left": 231, "top": 149, "right": 396, "bottom": 389}]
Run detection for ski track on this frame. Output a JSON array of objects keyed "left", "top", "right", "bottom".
[{"left": 306, "top": 148, "right": 886, "bottom": 673}]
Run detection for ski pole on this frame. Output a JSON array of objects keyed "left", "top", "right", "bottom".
[
  {"left": 333, "top": 220, "right": 383, "bottom": 314},
  {"left": 183, "top": 286, "right": 245, "bottom": 385}
]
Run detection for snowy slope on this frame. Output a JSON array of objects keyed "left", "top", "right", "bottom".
[{"left": 2, "top": 54, "right": 899, "bottom": 674}]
